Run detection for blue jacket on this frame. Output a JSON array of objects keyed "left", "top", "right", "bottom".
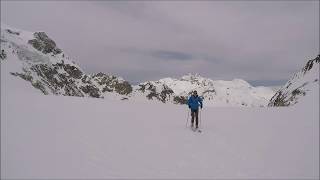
[{"left": 188, "top": 95, "right": 203, "bottom": 110}]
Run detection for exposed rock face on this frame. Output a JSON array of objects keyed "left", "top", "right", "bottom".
[
  {"left": 173, "top": 96, "right": 188, "bottom": 104},
  {"left": 0, "top": 49, "right": 7, "bottom": 60},
  {"left": 138, "top": 82, "right": 174, "bottom": 103},
  {"left": 269, "top": 55, "right": 319, "bottom": 106},
  {"left": 61, "top": 63, "right": 83, "bottom": 79},
  {"left": 303, "top": 55, "right": 320, "bottom": 73},
  {"left": 28, "top": 32, "right": 62, "bottom": 55},
  {"left": 159, "top": 85, "right": 174, "bottom": 103},
  {"left": 138, "top": 82, "right": 158, "bottom": 99},
  {"left": 11, "top": 63, "right": 99, "bottom": 98},
  {"left": 91, "top": 73, "right": 132, "bottom": 95},
  {"left": 10, "top": 72, "right": 48, "bottom": 94},
  {"left": 80, "top": 85, "right": 100, "bottom": 98},
  {"left": 202, "top": 89, "right": 216, "bottom": 100},
  {"left": 11, "top": 62, "right": 135, "bottom": 99},
  {"left": 6, "top": 29, "right": 20, "bottom": 36}
]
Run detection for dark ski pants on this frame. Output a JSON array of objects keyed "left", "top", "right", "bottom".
[{"left": 191, "top": 109, "right": 199, "bottom": 127}]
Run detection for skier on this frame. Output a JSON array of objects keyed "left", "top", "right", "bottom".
[{"left": 187, "top": 90, "right": 203, "bottom": 129}]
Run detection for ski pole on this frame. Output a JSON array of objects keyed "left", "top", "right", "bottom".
[
  {"left": 199, "top": 108, "right": 202, "bottom": 129},
  {"left": 186, "top": 108, "right": 190, "bottom": 128}
]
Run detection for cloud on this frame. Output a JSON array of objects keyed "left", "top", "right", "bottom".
[
  {"left": 150, "top": 50, "right": 193, "bottom": 61},
  {"left": 248, "top": 79, "right": 289, "bottom": 87},
  {"left": 1, "top": 1, "right": 318, "bottom": 86}
]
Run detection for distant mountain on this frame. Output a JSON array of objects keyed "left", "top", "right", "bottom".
[
  {"left": 131, "top": 74, "right": 275, "bottom": 107},
  {"left": 1, "top": 24, "right": 275, "bottom": 107},
  {"left": 268, "top": 55, "right": 319, "bottom": 106}
]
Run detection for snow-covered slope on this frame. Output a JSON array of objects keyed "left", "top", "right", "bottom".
[
  {"left": 1, "top": 55, "right": 319, "bottom": 179},
  {"left": 132, "top": 74, "right": 275, "bottom": 107},
  {"left": 1, "top": 24, "right": 275, "bottom": 106},
  {"left": 269, "top": 55, "right": 319, "bottom": 106}
]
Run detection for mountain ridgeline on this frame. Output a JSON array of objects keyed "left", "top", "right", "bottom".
[
  {"left": 1, "top": 24, "right": 318, "bottom": 107},
  {"left": 1, "top": 25, "right": 133, "bottom": 99},
  {"left": 268, "top": 55, "right": 319, "bottom": 107}
]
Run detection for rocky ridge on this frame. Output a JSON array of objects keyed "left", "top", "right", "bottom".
[{"left": 268, "top": 55, "right": 319, "bottom": 106}]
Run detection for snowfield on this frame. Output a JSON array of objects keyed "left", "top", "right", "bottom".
[{"left": 1, "top": 63, "right": 319, "bottom": 179}]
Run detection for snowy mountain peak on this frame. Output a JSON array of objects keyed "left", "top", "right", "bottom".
[
  {"left": 131, "top": 73, "right": 275, "bottom": 107},
  {"left": 0, "top": 25, "right": 131, "bottom": 99}
]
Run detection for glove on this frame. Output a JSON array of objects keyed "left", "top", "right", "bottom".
[{"left": 188, "top": 105, "right": 191, "bottom": 109}]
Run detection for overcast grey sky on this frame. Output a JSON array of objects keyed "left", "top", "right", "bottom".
[{"left": 1, "top": 1, "right": 319, "bottom": 86}]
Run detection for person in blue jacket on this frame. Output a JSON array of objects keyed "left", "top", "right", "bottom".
[{"left": 187, "top": 90, "right": 203, "bottom": 129}]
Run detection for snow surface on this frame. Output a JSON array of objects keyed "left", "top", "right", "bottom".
[{"left": 1, "top": 60, "right": 319, "bottom": 179}]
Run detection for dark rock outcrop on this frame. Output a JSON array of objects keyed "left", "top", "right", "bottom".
[
  {"left": 28, "top": 32, "right": 62, "bottom": 55},
  {"left": 303, "top": 54, "right": 320, "bottom": 74},
  {"left": 173, "top": 96, "right": 188, "bottom": 104},
  {"left": 159, "top": 85, "right": 174, "bottom": 103},
  {"left": 0, "top": 49, "right": 7, "bottom": 60},
  {"left": 6, "top": 29, "right": 20, "bottom": 36},
  {"left": 11, "top": 72, "right": 48, "bottom": 94},
  {"left": 138, "top": 82, "right": 174, "bottom": 103},
  {"left": 80, "top": 85, "right": 100, "bottom": 98},
  {"left": 11, "top": 62, "right": 104, "bottom": 98},
  {"left": 91, "top": 73, "right": 133, "bottom": 95}
]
